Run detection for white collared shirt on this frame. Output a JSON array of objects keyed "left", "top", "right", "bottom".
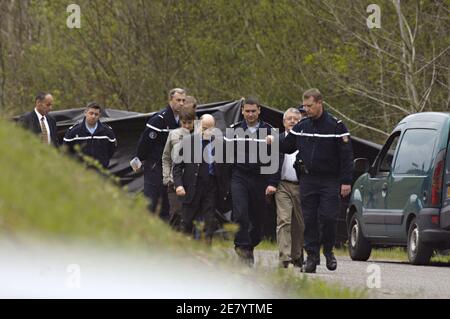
[
  {"left": 281, "top": 131, "right": 299, "bottom": 182},
  {"left": 34, "top": 108, "right": 51, "bottom": 145}
]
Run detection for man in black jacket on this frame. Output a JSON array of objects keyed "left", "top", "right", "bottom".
[
  {"left": 273, "top": 88, "right": 354, "bottom": 273},
  {"left": 63, "top": 102, "right": 117, "bottom": 168},
  {"left": 225, "top": 97, "right": 279, "bottom": 266},
  {"left": 173, "top": 114, "right": 226, "bottom": 243},
  {"left": 19, "top": 92, "right": 59, "bottom": 147},
  {"left": 136, "top": 88, "right": 186, "bottom": 220}
]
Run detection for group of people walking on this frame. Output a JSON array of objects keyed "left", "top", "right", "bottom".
[{"left": 19, "top": 87, "right": 354, "bottom": 274}]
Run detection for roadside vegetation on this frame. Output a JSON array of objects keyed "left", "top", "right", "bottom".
[{"left": 240, "top": 239, "right": 450, "bottom": 264}]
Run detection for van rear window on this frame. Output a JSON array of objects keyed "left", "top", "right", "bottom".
[{"left": 393, "top": 129, "right": 437, "bottom": 175}]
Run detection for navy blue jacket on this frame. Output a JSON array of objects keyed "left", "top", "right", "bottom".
[
  {"left": 280, "top": 111, "right": 354, "bottom": 185},
  {"left": 225, "top": 120, "right": 279, "bottom": 187},
  {"left": 136, "top": 105, "right": 178, "bottom": 166},
  {"left": 63, "top": 119, "right": 117, "bottom": 168}
]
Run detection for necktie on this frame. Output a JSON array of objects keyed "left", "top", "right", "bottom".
[
  {"left": 204, "top": 140, "right": 215, "bottom": 176},
  {"left": 40, "top": 116, "right": 49, "bottom": 144}
]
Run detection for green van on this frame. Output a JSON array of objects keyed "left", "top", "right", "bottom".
[{"left": 348, "top": 112, "right": 450, "bottom": 265}]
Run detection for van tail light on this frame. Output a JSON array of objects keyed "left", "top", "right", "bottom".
[
  {"left": 431, "top": 215, "right": 440, "bottom": 225},
  {"left": 431, "top": 151, "right": 445, "bottom": 207}
]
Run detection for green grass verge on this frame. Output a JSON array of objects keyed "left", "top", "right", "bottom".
[
  {"left": 246, "top": 238, "right": 450, "bottom": 264},
  {"left": 1, "top": 119, "right": 365, "bottom": 298}
]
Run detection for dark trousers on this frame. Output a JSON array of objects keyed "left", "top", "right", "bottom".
[
  {"left": 300, "top": 176, "right": 340, "bottom": 256},
  {"left": 167, "top": 185, "right": 183, "bottom": 230},
  {"left": 143, "top": 163, "right": 169, "bottom": 219},
  {"left": 181, "top": 176, "right": 218, "bottom": 237},
  {"left": 231, "top": 170, "right": 267, "bottom": 250}
]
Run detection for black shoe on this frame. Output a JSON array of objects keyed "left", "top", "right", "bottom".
[
  {"left": 279, "top": 260, "right": 290, "bottom": 268},
  {"left": 292, "top": 256, "right": 304, "bottom": 269},
  {"left": 324, "top": 252, "right": 337, "bottom": 271},
  {"left": 315, "top": 255, "right": 321, "bottom": 266},
  {"left": 235, "top": 246, "right": 254, "bottom": 267},
  {"left": 304, "top": 255, "right": 317, "bottom": 273},
  {"left": 235, "top": 246, "right": 247, "bottom": 259},
  {"left": 247, "top": 249, "right": 255, "bottom": 267}
]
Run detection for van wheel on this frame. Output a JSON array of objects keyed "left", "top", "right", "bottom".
[
  {"left": 407, "top": 218, "right": 433, "bottom": 265},
  {"left": 348, "top": 214, "right": 372, "bottom": 261}
]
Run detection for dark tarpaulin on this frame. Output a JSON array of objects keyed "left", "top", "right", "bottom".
[{"left": 46, "top": 100, "right": 381, "bottom": 242}]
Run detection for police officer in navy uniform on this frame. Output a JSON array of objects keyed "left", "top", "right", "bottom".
[
  {"left": 136, "top": 88, "right": 186, "bottom": 220},
  {"left": 63, "top": 102, "right": 117, "bottom": 168},
  {"left": 226, "top": 97, "right": 279, "bottom": 266},
  {"left": 275, "top": 88, "right": 354, "bottom": 273}
]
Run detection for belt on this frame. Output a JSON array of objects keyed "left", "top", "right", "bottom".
[{"left": 282, "top": 180, "right": 299, "bottom": 185}]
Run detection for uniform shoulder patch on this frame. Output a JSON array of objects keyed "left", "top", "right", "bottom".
[
  {"left": 68, "top": 120, "right": 84, "bottom": 131},
  {"left": 262, "top": 121, "right": 274, "bottom": 129},
  {"left": 331, "top": 115, "right": 342, "bottom": 123},
  {"left": 148, "top": 113, "right": 164, "bottom": 125},
  {"left": 230, "top": 121, "right": 243, "bottom": 128}
]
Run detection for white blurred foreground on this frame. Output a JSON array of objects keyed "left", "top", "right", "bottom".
[{"left": 0, "top": 238, "right": 277, "bottom": 298}]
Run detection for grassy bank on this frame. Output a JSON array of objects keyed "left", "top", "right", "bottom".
[{"left": 0, "top": 119, "right": 364, "bottom": 298}]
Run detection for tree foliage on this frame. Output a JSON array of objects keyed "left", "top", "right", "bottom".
[{"left": 0, "top": 0, "right": 448, "bottom": 142}]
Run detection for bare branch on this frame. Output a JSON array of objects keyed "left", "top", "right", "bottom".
[
  {"left": 344, "top": 87, "right": 410, "bottom": 114},
  {"left": 415, "top": 46, "right": 450, "bottom": 74},
  {"left": 419, "top": 46, "right": 437, "bottom": 112},
  {"left": 323, "top": 101, "right": 389, "bottom": 137}
]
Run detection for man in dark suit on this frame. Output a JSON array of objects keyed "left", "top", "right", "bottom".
[
  {"left": 19, "top": 92, "right": 59, "bottom": 147},
  {"left": 173, "top": 114, "right": 227, "bottom": 243}
]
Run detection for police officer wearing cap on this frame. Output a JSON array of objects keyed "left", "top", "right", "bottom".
[
  {"left": 136, "top": 88, "right": 186, "bottom": 220},
  {"left": 278, "top": 88, "right": 354, "bottom": 273},
  {"left": 226, "top": 97, "right": 279, "bottom": 266},
  {"left": 63, "top": 102, "right": 117, "bottom": 168}
]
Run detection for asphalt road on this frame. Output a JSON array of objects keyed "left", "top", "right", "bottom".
[{"left": 255, "top": 250, "right": 450, "bottom": 298}]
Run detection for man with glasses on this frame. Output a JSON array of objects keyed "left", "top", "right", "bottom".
[
  {"left": 135, "top": 88, "right": 186, "bottom": 220},
  {"left": 274, "top": 107, "right": 306, "bottom": 269}
]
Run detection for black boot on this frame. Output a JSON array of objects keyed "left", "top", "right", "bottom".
[
  {"left": 315, "top": 255, "right": 321, "bottom": 266},
  {"left": 235, "top": 246, "right": 254, "bottom": 267},
  {"left": 292, "top": 255, "right": 304, "bottom": 270},
  {"left": 304, "top": 255, "right": 317, "bottom": 273},
  {"left": 247, "top": 248, "right": 255, "bottom": 267},
  {"left": 324, "top": 252, "right": 337, "bottom": 271}
]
